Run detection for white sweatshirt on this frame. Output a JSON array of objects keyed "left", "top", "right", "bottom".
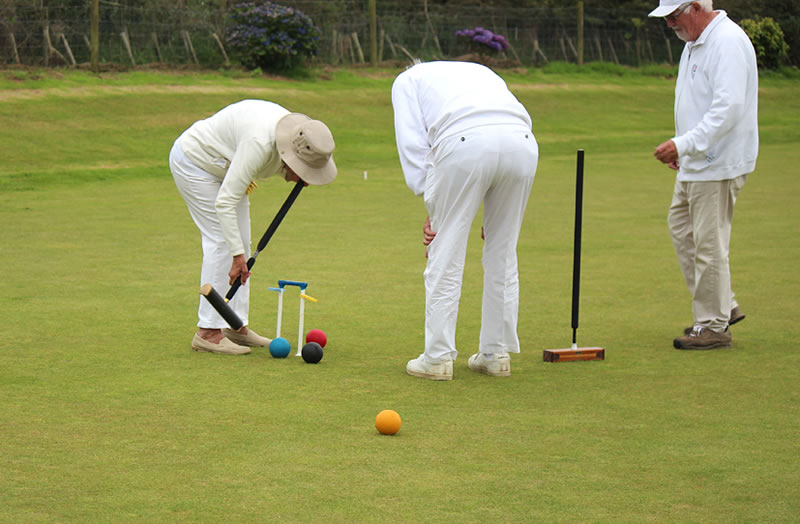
[
  {"left": 391, "top": 61, "right": 532, "bottom": 195},
  {"left": 672, "top": 11, "right": 758, "bottom": 182},
  {"left": 179, "top": 100, "right": 290, "bottom": 256}
]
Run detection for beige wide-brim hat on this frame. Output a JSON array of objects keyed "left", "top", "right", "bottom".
[
  {"left": 648, "top": 0, "right": 687, "bottom": 17},
  {"left": 276, "top": 113, "right": 337, "bottom": 186}
]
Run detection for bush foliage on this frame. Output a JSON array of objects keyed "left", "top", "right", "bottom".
[
  {"left": 741, "top": 16, "right": 790, "bottom": 70},
  {"left": 226, "top": 1, "right": 321, "bottom": 72}
]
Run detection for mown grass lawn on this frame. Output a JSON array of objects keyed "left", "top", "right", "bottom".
[{"left": 1, "top": 66, "right": 798, "bottom": 522}]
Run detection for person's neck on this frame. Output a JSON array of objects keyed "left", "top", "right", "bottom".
[{"left": 693, "top": 10, "right": 719, "bottom": 40}]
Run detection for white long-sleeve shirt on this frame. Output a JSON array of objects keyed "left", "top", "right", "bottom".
[
  {"left": 673, "top": 11, "right": 758, "bottom": 182},
  {"left": 179, "top": 100, "right": 290, "bottom": 256},
  {"left": 391, "top": 61, "right": 532, "bottom": 195}
]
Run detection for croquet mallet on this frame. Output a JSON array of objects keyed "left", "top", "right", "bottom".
[
  {"left": 200, "top": 179, "right": 305, "bottom": 330},
  {"left": 543, "top": 149, "right": 605, "bottom": 362}
]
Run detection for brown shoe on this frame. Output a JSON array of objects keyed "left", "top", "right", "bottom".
[
  {"left": 729, "top": 306, "right": 746, "bottom": 325},
  {"left": 192, "top": 334, "right": 251, "bottom": 355},
  {"left": 683, "top": 307, "right": 746, "bottom": 335},
  {"left": 674, "top": 326, "right": 731, "bottom": 350}
]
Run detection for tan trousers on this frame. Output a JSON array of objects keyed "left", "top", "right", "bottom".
[{"left": 668, "top": 175, "right": 747, "bottom": 332}]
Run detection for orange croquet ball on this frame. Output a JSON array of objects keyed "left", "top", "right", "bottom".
[{"left": 375, "top": 409, "right": 402, "bottom": 435}]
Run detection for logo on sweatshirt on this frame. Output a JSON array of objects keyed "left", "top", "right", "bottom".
[{"left": 691, "top": 64, "right": 698, "bottom": 79}]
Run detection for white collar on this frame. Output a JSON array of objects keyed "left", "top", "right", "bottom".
[{"left": 689, "top": 10, "right": 728, "bottom": 48}]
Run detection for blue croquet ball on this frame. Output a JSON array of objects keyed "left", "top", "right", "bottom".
[
  {"left": 269, "top": 337, "right": 291, "bottom": 358},
  {"left": 301, "top": 342, "right": 323, "bottom": 364}
]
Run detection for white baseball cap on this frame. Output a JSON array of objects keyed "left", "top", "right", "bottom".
[{"left": 648, "top": 0, "right": 690, "bottom": 17}]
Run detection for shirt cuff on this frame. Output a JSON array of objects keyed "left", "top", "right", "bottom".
[{"left": 672, "top": 135, "right": 689, "bottom": 157}]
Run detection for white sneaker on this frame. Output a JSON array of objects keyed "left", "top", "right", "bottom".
[
  {"left": 468, "top": 352, "right": 511, "bottom": 377},
  {"left": 406, "top": 354, "right": 453, "bottom": 381},
  {"left": 222, "top": 327, "right": 271, "bottom": 347}
]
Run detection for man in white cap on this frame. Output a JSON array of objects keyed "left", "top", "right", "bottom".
[
  {"left": 392, "top": 61, "right": 539, "bottom": 380},
  {"left": 170, "top": 100, "right": 336, "bottom": 355},
  {"left": 649, "top": 1, "right": 758, "bottom": 350}
]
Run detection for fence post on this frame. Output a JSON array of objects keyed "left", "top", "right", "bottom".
[
  {"left": 121, "top": 29, "right": 135, "bottom": 66},
  {"left": 577, "top": 1, "right": 584, "bottom": 66},
  {"left": 182, "top": 30, "right": 199, "bottom": 65},
  {"left": 594, "top": 33, "right": 603, "bottom": 62},
  {"left": 212, "top": 32, "right": 229, "bottom": 66},
  {"left": 632, "top": 18, "right": 644, "bottom": 67},
  {"left": 331, "top": 29, "right": 339, "bottom": 65},
  {"left": 423, "top": 0, "right": 443, "bottom": 57},
  {"left": 396, "top": 44, "right": 415, "bottom": 62},
  {"left": 60, "top": 33, "right": 77, "bottom": 67},
  {"left": 607, "top": 37, "right": 619, "bottom": 65},
  {"left": 565, "top": 32, "right": 578, "bottom": 60},
  {"left": 385, "top": 33, "right": 397, "bottom": 57},
  {"left": 43, "top": 24, "right": 50, "bottom": 66},
  {"left": 345, "top": 34, "right": 355, "bottom": 63},
  {"left": 506, "top": 41, "right": 522, "bottom": 65},
  {"left": 8, "top": 32, "right": 20, "bottom": 64},
  {"left": 663, "top": 30, "right": 673, "bottom": 64},
  {"left": 43, "top": 24, "right": 68, "bottom": 65},
  {"left": 369, "top": 0, "right": 377, "bottom": 66},
  {"left": 531, "top": 30, "right": 548, "bottom": 66},
  {"left": 151, "top": 32, "right": 163, "bottom": 63},
  {"left": 91, "top": 0, "right": 99, "bottom": 71},
  {"left": 351, "top": 32, "right": 365, "bottom": 63}
]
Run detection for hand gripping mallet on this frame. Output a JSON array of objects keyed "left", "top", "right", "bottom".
[
  {"left": 199, "top": 179, "right": 305, "bottom": 330},
  {"left": 543, "top": 150, "right": 605, "bottom": 362}
]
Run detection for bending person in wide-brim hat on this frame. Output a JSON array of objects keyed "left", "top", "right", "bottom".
[{"left": 169, "top": 99, "right": 337, "bottom": 355}]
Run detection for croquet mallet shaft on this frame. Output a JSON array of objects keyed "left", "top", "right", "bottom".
[{"left": 224, "top": 179, "right": 305, "bottom": 302}]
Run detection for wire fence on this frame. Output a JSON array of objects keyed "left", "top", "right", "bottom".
[{"left": 0, "top": 1, "right": 695, "bottom": 69}]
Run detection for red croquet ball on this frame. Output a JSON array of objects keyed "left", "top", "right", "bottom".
[{"left": 305, "top": 329, "right": 327, "bottom": 348}]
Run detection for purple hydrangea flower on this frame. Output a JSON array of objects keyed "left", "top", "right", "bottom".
[{"left": 456, "top": 26, "right": 510, "bottom": 52}]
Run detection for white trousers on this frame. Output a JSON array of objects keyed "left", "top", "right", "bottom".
[
  {"left": 423, "top": 124, "right": 538, "bottom": 362},
  {"left": 169, "top": 140, "right": 251, "bottom": 328},
  {"left": 668, "top": 175, "right": 746, "bottom": 332}
]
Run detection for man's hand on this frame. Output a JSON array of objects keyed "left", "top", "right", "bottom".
[
  {"left": 229, "top": 254, "right": 251, "bottom": 285},
  {"left": 423, "top": 216, "right": 436, "bottom": 246},
  {"left": 654, "top": 139, "right": 679, "bottom": 166}
]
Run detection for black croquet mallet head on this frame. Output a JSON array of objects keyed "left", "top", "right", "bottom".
[{"left": 199, "top": 283, "right": 244, "bottom": 331}]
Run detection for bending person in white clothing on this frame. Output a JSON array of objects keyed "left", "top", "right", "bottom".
[
  {"left": 170, "top": 100, "right": 337, "bottom": 355},
  {"left": 649, "top": 0, "right": 758, "bottom": 350},
  {"left": 392, "top": 61, "right": 539, "bottom": 380}
]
